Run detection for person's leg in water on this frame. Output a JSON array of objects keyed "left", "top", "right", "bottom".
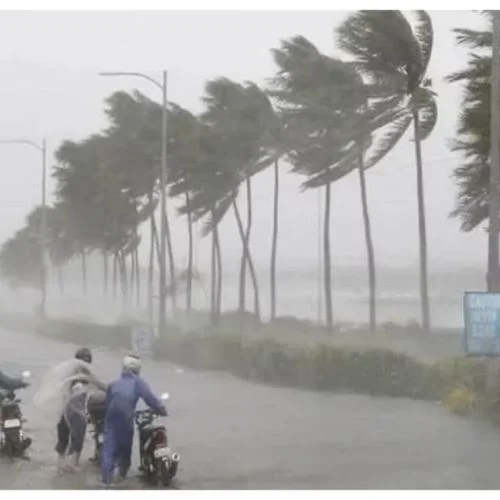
[
  {"left": 101, "top": 422, "right": 118, "bottom": 486},
  {"left": 65, "top": 407, "right": 87, "bottom": 471},
  {"left": 55, "top": 414, "right": 70, "bottom": 467},
  {"left": 116, "top": 427, "right": 134, "bottom": 481}
]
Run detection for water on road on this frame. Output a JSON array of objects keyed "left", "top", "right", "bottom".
[{"left": 1, "top": 327, "right": 500, "bottom": 489}]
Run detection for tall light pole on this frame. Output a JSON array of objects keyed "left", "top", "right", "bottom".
[
  {"left": 488, "top": 13, "right": 500, "bottom": 292},
  {"left": 0, "top": 138, "right": 47, "bottom": 317},
  {"left": 99, "top": 71, "right": 168, "bottom": 336}
]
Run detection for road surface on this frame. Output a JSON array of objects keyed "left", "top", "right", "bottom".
[{"left": 1, "top": 326, "right": 500, "bottom": 489}]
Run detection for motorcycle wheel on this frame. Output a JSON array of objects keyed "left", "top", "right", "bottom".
[
  {"left": 156, "top": 459, "right": 173, "bottom": 487},
  {"left": 4, "top": 429, "right": 21, "bottom": 456}
]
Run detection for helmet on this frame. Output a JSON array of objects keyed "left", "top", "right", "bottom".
[
  {"left": 123, "top": 354, "right": 141, "bottom": 374},
  {"left": 75, "top": 347, "right": 92, "bottom": 364}
]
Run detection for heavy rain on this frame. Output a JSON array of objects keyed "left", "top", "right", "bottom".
[{"left": 0, "top": 8, "right": 499, "bottom": 490}]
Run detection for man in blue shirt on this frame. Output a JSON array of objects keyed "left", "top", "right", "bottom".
[{"left": 101, "top": 354, "right": 166, "bottom": 486}]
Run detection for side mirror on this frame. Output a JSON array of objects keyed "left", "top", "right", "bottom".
[
  {"left": 21, "top": 370, "right": 31, "bottom": 380},
  {"left": 160, "top": 392, "right": 170, "bottom": 401}
]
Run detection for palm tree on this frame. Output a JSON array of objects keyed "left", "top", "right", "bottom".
[
  {"left": 446, "top": 13, "right": 492, "bottom": 232},
  {"left": 53, "top": 133, "right": 142, "bottom": 304},
  {"left": 270, "top": 36, "right": 402, "bottom": 332},
  {"left": 336, "top": 10, "right": 438, "bottom": 331},
  {"left": 201, "top": 78, "right": 280, "bottom": 321},
  {"left": 0, "top": 222, "right": 41, "bottom": 289},
  {"left": 166, "top": 103, "right": 207, "bottom": 315}
]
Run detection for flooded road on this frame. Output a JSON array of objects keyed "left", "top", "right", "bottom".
[{"left": 1, "top": 326, "right": 500, "bottom": 489}]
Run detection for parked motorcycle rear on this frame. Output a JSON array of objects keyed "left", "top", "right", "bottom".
[{"left": 0, "top": 370, "right": 32, "bottom": 458}]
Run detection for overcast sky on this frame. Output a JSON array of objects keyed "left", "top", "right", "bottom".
[{"left": 0, "top": 10, "right": 489, "bottom": 277}]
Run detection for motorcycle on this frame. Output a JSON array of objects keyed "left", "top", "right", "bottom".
[
  {"left": 0, "top": 370, "right": 32, "bottom": 458},
  {"left": 86, "top": 389, "right": 107, "bottom": 465},
  {"left": 135, "top": 392, "right": 180, "bottom": 487}
]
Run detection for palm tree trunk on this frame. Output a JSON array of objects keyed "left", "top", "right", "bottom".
[
  {"left": 357, "top": 152, "right": 376, "bottom": 333},
  {"left": 135, "top": 248, "right": 140, "bottom": 308},
  {"left": 323, "top": 181, "right": 333, "bottom": 333},
  {"left": 270, "top": 160, "right": 279, "bottom": 322},
  {"left": 232, "top": 198, "right": 260, "bottom": 321},
  {"left": 81, "top": 250, "right": 87, "bottom": 297},
  {"left": 185, "top": 192, "right": 194, "bottom": 315},
  {"left": 129, "top": 252, "right": 135, "bottom": 301},
  {"left": 112, "top": 253, "right": 118, "bottom": 300},
  {"left": 238, "top": 178, "right": 253, "bottom": 314},
  {"left": 163, "top": 204, "right": 177, "bottom": 312},
  {"left": 210, "top": 211, "right": 217, "bottom": 326},
  {"left": 152, "top": 216, "right": 161, "bottom": 273},
  {"left": 103, "top": 251, "right": 109, "bottom": 297},
  {"left": 214, "top": 223, "right": 222, "bottom": 323},
  {"left": 58, "top": 266, "right": 64, "bottom": 296},
  {"left": 412, "top": 109, "right": 431, "bottom": 331},
  {"left": 119, "top": 251, "right": 128, "bottom": 305}
]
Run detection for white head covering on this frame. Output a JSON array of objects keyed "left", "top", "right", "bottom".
[{"left": 123, "top": 354, "right": 142, "bottom": 374}]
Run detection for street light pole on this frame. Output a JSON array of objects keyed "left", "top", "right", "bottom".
[
  {"left": 0, "top": 138, "right": 48, "bottom": 318},
  {"left": 98, "top": 71, "right": 168, "bottom": 336},
  {"left": 158, "top": 70, "right": 168, "bottom": 339}
]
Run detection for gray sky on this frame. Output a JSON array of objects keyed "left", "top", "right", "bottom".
[{"left": 0, "top": 10, "right": 489, "bottom": 277}]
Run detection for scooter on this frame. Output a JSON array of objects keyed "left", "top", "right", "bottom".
[
  {"left": 0, "top": 370, "right": 32, "bottom": 458},
  {"left": 134, "top": 393, "right": 180, "bottom": 487}
]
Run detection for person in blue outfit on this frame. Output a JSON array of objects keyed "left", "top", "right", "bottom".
[{"left": 101, "top": 354, "right": 166, "bottom": 486}]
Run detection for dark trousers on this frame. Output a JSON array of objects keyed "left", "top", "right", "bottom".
[{"left": 55, "top": 409, "right": 87, "bottom": 456}]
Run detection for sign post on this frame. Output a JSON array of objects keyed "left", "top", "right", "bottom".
[
  {"left": 463, "top": 291, "right": 500, "bottom": 393},
  {"left": 130, "top": 325, "right": 154, "bottom": 358},
  {"left": 463, "top": 292, "right": 500, "bottom": 357}
]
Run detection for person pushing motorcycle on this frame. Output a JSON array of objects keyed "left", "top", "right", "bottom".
[
  {"left": 55, "top": 347, "right": 107, "bottom": 471},
  {"left": 101, "top": 354, "right": 166, "bottom": 486}
]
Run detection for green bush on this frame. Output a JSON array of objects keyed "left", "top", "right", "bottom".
[{"left": 33, "top": 316, "right": 500, "bottom": 426}]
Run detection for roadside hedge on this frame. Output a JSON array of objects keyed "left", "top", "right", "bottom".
[
  {"left": 28, "top": 317, "right": 500, "bottom": 426},
  {"left": 33, "top": 317, "right": 491, "bottom": 403}
]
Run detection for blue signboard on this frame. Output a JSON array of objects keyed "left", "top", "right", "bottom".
[
  {"left": 464, "top": 292, "right": 500, "bottom": 356},
  {"left": 131, "top": 326, "right": 154, "bottom": 357}
]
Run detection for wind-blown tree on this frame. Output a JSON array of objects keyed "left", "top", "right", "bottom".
[
  {"left": 53, "top": 134, "right": 140, "bottom": 301},
  {"left": 200, "top": 78, "right": 283, "bottom": 321},
  {"left": 201, "top": 78, "right": 260, "bottom": 319},
  {"left": 101, "top": 91, "right": 174, "bottom": 313},
  {"left": 269, "top": 36, "right": 403, "bottom": 332},
  {"left": 0, "top": 205, "right": 71, "bottom": 292},
  {"left": 171, "top": 122, "right": 238, "bottom": 324},
  {"left": 44, "top": 204, "right": 76, "bottom": 295},
  {"left": 336, "top": 10, "right": 438, "bottom": 331},
  {"left": 0, "top": 227, "right": 40, "bottom": 289},
  {"left": 166, "top": 103, "right": 205, "bottom": 314},
  {"left": 445, "top": 13, "right": 492, "bottom": 233},
  {"left": 0, "top": 210, "right": 44, "bottom": 289}
]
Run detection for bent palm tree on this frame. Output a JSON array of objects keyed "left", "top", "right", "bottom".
[
  {"left": 336, "top": 10, "right": 438, "bottom": 331},
  {"left": 445, "top": 13, "right": 492, "bottom": 230},
  {"left": 269, "top": 35, "right": 404, "bottom": 332}
]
